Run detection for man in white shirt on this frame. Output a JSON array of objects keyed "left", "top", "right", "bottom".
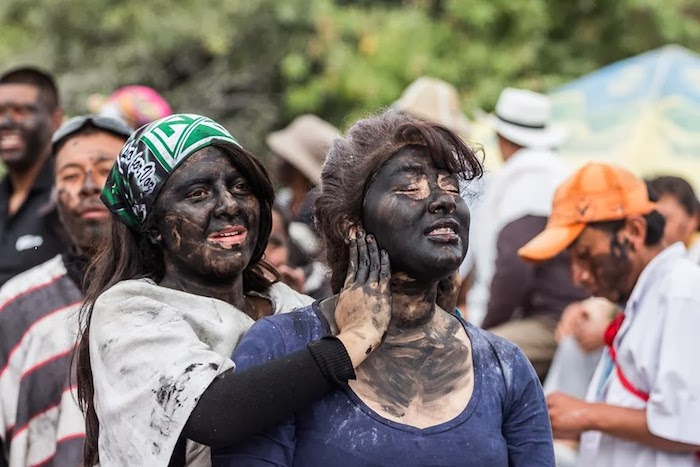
[
  {"left": 468, "top": 87, "right": 588, "bottom": 378},
  {"left": 519, "top": 162, "right": 700, "bottom": 467}
]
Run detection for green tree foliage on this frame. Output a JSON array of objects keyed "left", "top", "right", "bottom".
[
  {"left": 283, "top": 0, "right": 700, "bottom": 126},
  {"left": 0, "top": 0, "right": 316, "bottom": 154},
  {"left": 0, "top": 0, "right": 698, "bottom": 155}
]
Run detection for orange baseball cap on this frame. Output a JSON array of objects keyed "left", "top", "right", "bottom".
[{"left": 518, "top": 163, "right": 656, "bottom": 262}]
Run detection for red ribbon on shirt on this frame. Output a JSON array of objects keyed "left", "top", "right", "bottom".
[
  {"left": 606, "top": 311, "right": 700, "bottom": 459},
  {"left": 604, "top": 314, "right": 650, "bottom": 402}
]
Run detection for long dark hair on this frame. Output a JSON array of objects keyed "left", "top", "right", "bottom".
[{"left": 75, "top": 143, "right": 276, "bottom": 465}]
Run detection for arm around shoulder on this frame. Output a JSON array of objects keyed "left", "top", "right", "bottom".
[
  {"left": 187, "top": 311, "right": 353, "bottom": 449},
  {"left": 211, "top": 317, "right": 300, "bottom": 466}
]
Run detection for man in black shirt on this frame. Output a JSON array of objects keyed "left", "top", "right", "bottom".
[{"left": 0, "top": 67, "right": 65, "bottom": 286}]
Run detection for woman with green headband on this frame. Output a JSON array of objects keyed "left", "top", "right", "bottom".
[{"left": 75, "top": 114, "right": 391, "bottom": 466}]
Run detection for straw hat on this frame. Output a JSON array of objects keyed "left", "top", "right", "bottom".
[
  {"left": 266, "top": 115, "right": 340, "bottom": 186},
  {"left": 393, "top": 77, "right": 471, "bottom": 140}
]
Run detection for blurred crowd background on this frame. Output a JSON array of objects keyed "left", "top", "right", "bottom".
[
  {"left": 1, "top": 2, "right": 700, "bottom": 466},
  {"left": 1, "top": 0, "right": 698, "bottom": 172}
]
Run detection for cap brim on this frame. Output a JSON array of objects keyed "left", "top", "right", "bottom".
[{"left": 518, "top": 223, "right": 585, "bottom": 262}]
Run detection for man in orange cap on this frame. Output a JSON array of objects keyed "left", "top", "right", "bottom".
[{"left": 520, "top": 162, "right": 700, "bottom": 466}]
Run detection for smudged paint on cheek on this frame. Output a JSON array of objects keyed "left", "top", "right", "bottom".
[
  {"left": 160, "top": 210, "right": 212, "bottom": 266},
  {"left": 377, "top": 196, "right": 410, "bottom": 225},
  {"left": 364, "top": 194, "right": 420, "bottom": 249},
  {"left": 591, "top": 253, "right": 630, "bottom": 295},
  {"left": 56, "top": 187, "right": 80, "bottom": 212},
  {"left": 455, "top": 202, "right": 471, "bottom": 249},
  {"left": 162, "top": 213, "right": 192, "bottom": 250},
  {"left": 240, "top": 195, "right": 261, "bottom": 240},
  {"left": 404, "top": 176, "right": 431, "bottom": 201}
]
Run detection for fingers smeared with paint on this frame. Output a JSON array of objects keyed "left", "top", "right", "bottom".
[{"left": 333, "top": 228, "right": 392, "bottom": 355}]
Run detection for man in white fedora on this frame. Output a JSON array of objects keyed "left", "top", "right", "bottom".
[{"left": 468, "top": 87, "right": 588, "bottom": 379}]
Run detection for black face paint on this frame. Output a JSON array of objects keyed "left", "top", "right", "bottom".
[
  {"left": 0, "top": 84, "right": 53, "bottom": 171},
  {"left": 586, "top": 234, "right": 634, "bottom": 303},
  {"left": 362, "top": 147, "right": 470, "bottom": 283},
  {"left": 153, "top": 146, "right": 261, "bottom": 285}
]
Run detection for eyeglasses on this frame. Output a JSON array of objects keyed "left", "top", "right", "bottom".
[{"left": 51, "top": 115, "right": 134, "bottom": 152}]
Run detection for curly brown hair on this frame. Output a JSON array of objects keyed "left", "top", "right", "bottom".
[{"left": 315, "top": 109, "right": 483, "bottom": 293}]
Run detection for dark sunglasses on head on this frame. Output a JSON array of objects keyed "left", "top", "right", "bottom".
[{"left": 51, "top": 115, "right": 134, "bottom": 152}]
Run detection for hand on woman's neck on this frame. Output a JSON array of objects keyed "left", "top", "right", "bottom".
[{"left": 321, "top": 272, "right": 457, "bottom": 346}]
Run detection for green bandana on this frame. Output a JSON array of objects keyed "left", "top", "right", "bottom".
[{"left": 101, "top": 114, "right": 241, "bottom": 230}]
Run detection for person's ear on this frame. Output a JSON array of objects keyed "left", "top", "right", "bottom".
[
  {"left": 340, "top": 216, "right": 361, "bottom": 242},
  {"left": 623, "top": 216, "right": 646, "bottom": 250}
]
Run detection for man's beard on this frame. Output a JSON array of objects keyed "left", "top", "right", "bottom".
[
  {"left": 600, "top": 235, "right": 634, "bottom": 304},
  {"left": 1, "top": 121, "right": 51, "bottom": 172},
  {"left": 57, "top": 204, "right": 106, "bottom": 257}
]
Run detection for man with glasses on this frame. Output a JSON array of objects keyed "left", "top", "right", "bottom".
[
  {"left": 0, "top": 67, "right": 65, "bottom": 287},
  {"left": 0, "top": 115, "right": 131, "bottom": 467}
]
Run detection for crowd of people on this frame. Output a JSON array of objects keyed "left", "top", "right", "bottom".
[{"left": 0, "top": 65, "right": 699, "bottom": 467}]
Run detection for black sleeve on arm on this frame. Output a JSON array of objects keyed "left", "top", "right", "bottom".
[
  {"left": 0, "top": 438, "right": 7, "bottom": 467},
  {"left": 481, "top": 215, "right": 547, "bottom": 329},
  {"left": 182, "top": 336, "right": 354, "bottom": 448}
]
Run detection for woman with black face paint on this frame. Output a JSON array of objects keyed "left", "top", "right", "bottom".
[
  {"left": 75, "top": 114, "right": 391, "bottom": 467},
  {"left": 213, "top": 110, "right": 555, "bottom": 467}
]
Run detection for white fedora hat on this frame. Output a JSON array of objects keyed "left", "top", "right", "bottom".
[
  {"left": 490, "top": 88, "right": 567, "bottom": 149},
  {"left": 393, "top": 77, "right": 471, "bottom": 140}
]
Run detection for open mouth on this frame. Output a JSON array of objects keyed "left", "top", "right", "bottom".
[
  {"left": 208, "top": 225, "right": 248, "bottom": 249},
  {"left": 0, "top": 131, "right": 23, "bottom": 152},
  {"left": 425, "top": 221, "right": 459, "bottom": 243}
]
